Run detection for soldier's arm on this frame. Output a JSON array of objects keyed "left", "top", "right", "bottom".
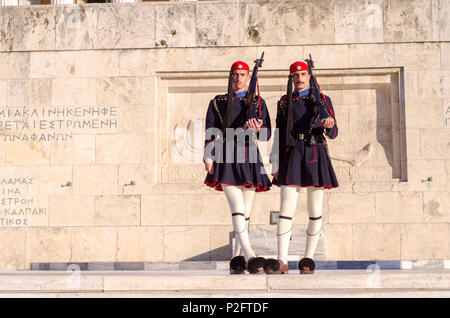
[
  {"left": 204, "top": 99, "right": 218, "bottom": 163},
  {"left": 256, "top": 99, "right": 272, "bottom": 141},
  {"left": 321, "top": 96, "right": 338, "bottom": 139},
  {"left": 269, "top": 100, "right": 283, "bottom": 171}
]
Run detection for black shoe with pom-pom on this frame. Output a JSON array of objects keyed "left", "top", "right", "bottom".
[
  {"left": 229, "top": 256, "right": 246, "bottom": 274},
  {"left": 298, "top": 257, "right": 315, "bottom": 274},
  {"left": 247, "top": 256, "right": 266, "bottom": 274},
  {"left": 264, "top": 258, "right": 289, "bottom": 274}
]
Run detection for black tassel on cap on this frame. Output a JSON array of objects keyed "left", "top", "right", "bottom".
[
  {"left": 285, "top": 74, "right": 295, "bottom": 148},
  {"left": 223, "top": 70, "right": 234, "bottom": 137}
]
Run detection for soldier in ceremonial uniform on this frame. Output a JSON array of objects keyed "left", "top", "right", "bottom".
[
  {"left": 265, "top": 61, "right": 339, "bottom": 275},
  {"left": 203, "top": 60, "right": 272, "bottom": 274}
]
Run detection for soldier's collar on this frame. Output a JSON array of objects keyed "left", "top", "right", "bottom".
[
  {"left": 293, "top": 89, "right": 310, "bottom": 98},
  {"left": 233, "top": 90, "right": 247, "bottom": 99}
]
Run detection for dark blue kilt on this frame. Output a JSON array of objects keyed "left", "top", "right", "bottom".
[
  {"left": 204, "top": 141, "right": 272, "bottom": 192},
  {"left": 273, "top": 140, "right": 339, "bottom": 189}
]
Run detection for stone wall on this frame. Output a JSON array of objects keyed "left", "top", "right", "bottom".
[{"left": 0, "top": 0, "right": 449, "bottom": 269}]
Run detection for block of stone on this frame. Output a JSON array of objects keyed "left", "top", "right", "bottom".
[
  {"left": 400, "top": 223, "right": 449, "bottom": 260},
  {"left": 236, "top": 228, "right": 326, "bottom": 260},
  {"left": 432, "top": 0, "right": 450, "bottom": 41},
  {"left": 0, "top": 52, "right": 29, "bottom": 79},
  {"left": 64, "top": 263, "right": 89, "bottom": 271},
  {"left": 88, "top": 262, "right": 115, "bottom": 271},
  {"left": 97, "top": 4, "right": 155, "bottom": 49},
  {"left": 4, "top": 6, "right": 56, "bottom": 51},
  {"left": 383, "top": 0, "right": 433, "bottom": 42},
  {"left": 239, "top": 1, "right": 285, "bottom": 46},
  {"left": 285, "top": 0, "right": 334, "bottom": 45},
  {"left": 144, "top": 262, "right": 179, "bottom": 271},
  {"left": 196, "top": 2, "right": 239, "bottom": 47},
  {"left": 178, "top": 261, "right": 217, "bottom": 271},
  {"left": 334, "top": 0, "right": 383, "bottom": 44},
  {"left": 55, "top": 5, "right": 97, "bottom": 50},
  {"left": 114, "top": 262, "right": 145, "bottom": 271},
  {"left": 411, "top": 260, "right": 446, "bottom": 270},
  {"left": 337, "top": 261, "right": 376, "bottom": 270},
  {"left": 103, "top": 274, "right": 267, "bottom": 292},
  {"left": 155, "top": 3, "right": 195, "bottom": 48}
]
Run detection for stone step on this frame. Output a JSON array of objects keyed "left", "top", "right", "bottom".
[
  {"left": 0, "top": 269, "right": 450, "bottom": 295},
  {"left": 1, "top": 290, "right": 450, "bottom": 298},
  {"left": 30, "top": 259, "right": 450, "bottom": 271}
]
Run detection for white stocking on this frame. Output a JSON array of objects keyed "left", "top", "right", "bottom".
[
  {"left": 277, "top": 185, "right": 301, "bottom": 265},
  {"left": 233, "top": 187, "right": 255, "bottom": 257},
  {"left": 222, "top": 184, "right": 256, "bottom": 261},
  {"left": 304, "top": 187, "right": 324, "bottom": 259}
]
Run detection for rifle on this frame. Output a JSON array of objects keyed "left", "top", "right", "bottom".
[
  {"left": 244, "top": 52, "right": 265, "bottom": 128},
  {"left": 304, "top": 54, "right": 333, "bottom": 120}
]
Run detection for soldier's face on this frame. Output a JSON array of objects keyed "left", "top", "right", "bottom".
[
  {"left": 232, "top": 70, "right": 250, "bottom": 92},
  {"left": 292, "top": 71, "right": 310, "bottom": 91}
]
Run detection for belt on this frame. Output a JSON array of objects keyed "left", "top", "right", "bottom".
[
  {"left": 217, "top": 131, "right": 257, "bottom": 144},
  {"left": 294, "top": 133, "right": 326, "bottom": 143}
]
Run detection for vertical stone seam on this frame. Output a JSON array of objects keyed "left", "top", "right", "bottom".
[
  {"left": 381, "top": 0, "right": 385, "bottom": 43},
  {"left": 238, "top": 0, "right": 241, "bottom": 46},
  {"left": 96, "top": 4, "right": 99, "bottom": 51},
  {"left": 194, "top": 0, "right": 198, "bottom": 48},
  {"left": 94, "top": 135, "right": 96, "bottom": 166},
  {"left": 430, "top": 0, "right": 435, "bottom": 41},
  {"left": 70, "top": 164, "right": 73, "bottom": 197},
  {"left": 139, "top": 194, "right": 142, "bottom": 227},
  {"left": 153, "top": 3, "right": 156, "bottom": 49},
  {"left": 399, "top": 223, "right": 404, "bottom": 260},
  {"left": 374, "top": 192, "right": 377, "bottom": 224},
  {"left": 332, "top": 0, "right": 337, "bottom": 45},
  {"left": 162, "top": 225, "right": 166, "bottom": 262},
  {"left": 186, "top": 194, "right": 189, "bottom": 226},
  {"left": 54, "top": 6, "right": 57, "bottom": 52},
  {"left": 117, "top": 225, "right": 119, "bottom": 262},
  {"left": 351, "top": 222, "right": 354, "bottom": 261},
  {"left": 419, "top": 129, "right": 422, "bottom": 159},
  {"left": 24, "top": 227, "right": 28, "bottom": 269},
  {"left": 48, "top": 193, "right": 50, "bottom": 228},
  {"left": 93, "top": 194, "right": 96, "bottom": 228},
  {"left": 140, "top": 120, "right": 143, "bottom": 165},
  {"left": 422, "top": 191, "right": 425, "bottom": 224},
  {"left": 281, "top": 0, "right": 286, "bottom": 47},
  {"left": 117, "top": 50, "right": 121, "bottom": 77}
]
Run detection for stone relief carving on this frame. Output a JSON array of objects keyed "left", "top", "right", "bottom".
[{"left": 171, "top": 119, "right": 375, "bottom": 167}]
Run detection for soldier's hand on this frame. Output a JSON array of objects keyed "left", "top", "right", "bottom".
[
  {"left": 246, "top": 119, "right": 255, "bottom": 130},
  {"left": 321, "top": 117, "right": 335, "bottom": 129},
  {"left": 252, "top": 118, "right": 263, "bottom": 133},
  {"left": 272, "top": 172, "right": 279, "bottom": 180},
  {"left": 205, "top": 158, "right": 214, "bottom": 175}
]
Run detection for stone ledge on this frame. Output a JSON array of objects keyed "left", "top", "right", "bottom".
[
  {"left": 29, "top": 259, "right": 450, "bottom": 271},
  {"left": 1, "top": 269, "right": 450, "bottom": 294},
  {"left": 1, "top": 1, "right": 448, "bottom": 52},
  {"left": 1, "top": 290, "right": 450, "bottom": 298}
]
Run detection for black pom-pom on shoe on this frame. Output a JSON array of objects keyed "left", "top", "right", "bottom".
[
  {"left": 264, "top": 259, "right": 289, "bottom": 274},
  {"left": 247, "top": 257, "right": 266, "bottom": 274},
  {"left": 298, "top": 257, "right": 315, "bottom": 274},
  {"left": 229, "top": 256, "right": 246, "bottom": 274},
  {"left": 263, "top": 258, "right": 280, "bottom": 274}
]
